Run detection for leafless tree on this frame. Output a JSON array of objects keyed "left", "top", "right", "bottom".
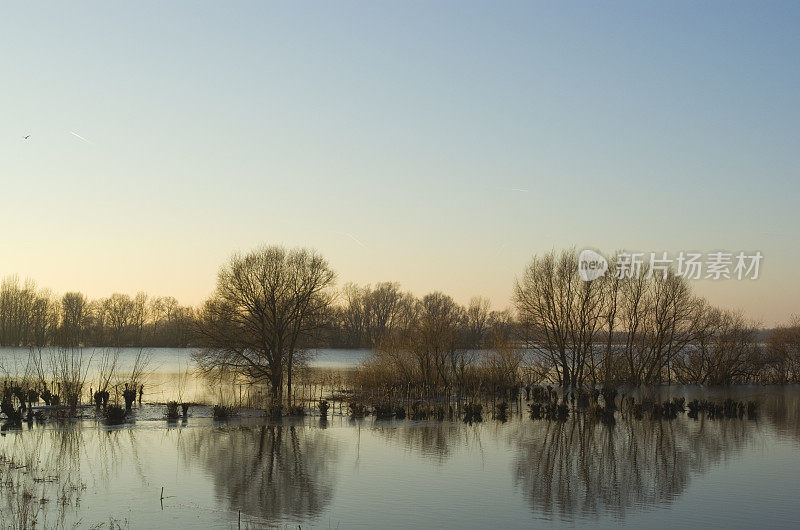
[
  {"left": 193, "top": 245, "right": 336, "bottom": 407},
  {"left": 764, "top": 316, "right": 800, "bottom": 383},
  {"left": 465, "top": 296, "right": 491, "bottom": 349},
  {"left": 515, "top": 249, "right": 602, "bottom": 387},
  {"left": 102, "top": 294, "right": 135, "bottom": 347},
  {"left": 673, "top": 307, "right": 760, "bottom": 384},
  {"left": 59, "top": 292, "right": 88, "bottom": 347},
  {"left": 363, "top": 282, "right": 415, "bottom": 347}
]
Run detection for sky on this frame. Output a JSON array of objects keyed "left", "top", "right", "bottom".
[{"left": 1, "top": 1, "right": 799, "bottom": 325}]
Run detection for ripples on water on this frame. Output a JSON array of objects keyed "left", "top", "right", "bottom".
[{"left": 0, "top": 349, "right": 798, "bottom": 528}]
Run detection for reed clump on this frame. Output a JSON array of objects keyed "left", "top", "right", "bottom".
[{"left": 463, "top": 402, "right": 483, "bottom": 424}]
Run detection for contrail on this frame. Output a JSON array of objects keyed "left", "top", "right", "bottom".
[
  {"left": 329, "top": 230, "right": 368, "bottom": 247},
  {"left": 344, "top": 232, "right": 368, "bottom": 248},
  {"left": 498, "top": 186, "right": 530, "bottom": 193},
  {"left": 69, "top": 131, "right": 94, "bottom": 145}
]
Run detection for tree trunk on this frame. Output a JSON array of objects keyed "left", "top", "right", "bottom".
[
  {"left": 286, "top": 352, "right": 293, "bottom": 409},
  {"left": 270, "top": 365, "right": 283, "bottom": 406}
]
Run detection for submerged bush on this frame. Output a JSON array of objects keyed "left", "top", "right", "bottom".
[
  {"left": 213, "top": 405, "right": 234, "bottom": 421},
  {"left": 686, "top": 398, "right": 759, "bottom": 420},
  {"left": 105, "top": 405, "right": 126, "bottom": 425},
  {"left": 318, "top": 399, "right": 330, "bottom": 417},
  {"left": 600, "top": 387, "right": 618, "bottom": 410},
  {"left": 122, "top": 386, "right": 137, "bottom": 411},
  {"left": 528, "top": 402, "right": 569, "bottom": 421},
  {"left": 373, "top": 403, "right": 393, "bottom": 419},
  {"left": 348, "top": 402, "right": 366, "bottom": 418},
  {"left": 496, "top": 401, "right": 509, "bottom": 420},
  {"left": 166, "top": 401, "right": 180, "bottom": 420},
  {"left": 288, "top": 405, "right": 305, "bottom": 416},
  {"left": 464, "top": 402, "right": 483, "bottom": 424}
]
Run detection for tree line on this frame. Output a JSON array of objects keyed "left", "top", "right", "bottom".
[
  {"left": 513, "top": 249, "right": 794, "bottom": 387},
  {"left": 0, "top": 276, "right": 195, "bottom": 347},
  {"left": 2, "top": 245, "right": 799, "bottom": 409}
]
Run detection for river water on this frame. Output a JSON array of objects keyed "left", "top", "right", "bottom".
[{"left": 0, "top": 348, "right": 798, "bottom": 528}]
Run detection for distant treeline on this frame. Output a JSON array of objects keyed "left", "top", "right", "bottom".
[
  {"left": 0, "top": 276, "right": 195, "bottom": 347},
  {"left": 2, "top": 246, "right": 799, "bottom": 392},
  {"left": 340, "top": 250, "right": 800, "bottom": 389}
]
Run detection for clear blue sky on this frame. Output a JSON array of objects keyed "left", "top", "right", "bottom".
[{"left": 2, "top": 1, "right": 798, "bottom": 324}]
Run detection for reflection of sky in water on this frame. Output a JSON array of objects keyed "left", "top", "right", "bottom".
[
  {"left": 0, "top": 347, "right": 369, "bottom": 404},
  {"left": 0, "top": 387, "right": 798, "bottom": 528},
  {"left": 0, "top": 347, "right": 369, "bottom": 373}
]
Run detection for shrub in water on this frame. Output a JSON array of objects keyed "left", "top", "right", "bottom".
[
  {"left": 41, "top": 387, "right": 52, "bottom": 406},
  {"left": 26, "top": 389, "right": 39, "bottom": 407},
  {"left": 123, "top": 386, "right": 137, "bottom": 411},
  {"left": 464, "top": 402, "right": 483, "bottom": 424},
  {"left": 105, "top": 405, "right": 126, "bottom": 425},
  {"left": 166, "top": 401, "right": 180, "bottom": 420},
  {"left": 496, "top": 401, "right": 509, "bottom": 420},
  {"left": 600, "top": 387, "right": 618, "bottom": 410},
  {"left": 373, "top": 403, "right": 393, "bottom": 419},
  {"left": 213, "top": 405, "right": 233, "bottom": 420},
  {"left": 348, "top": 402, "right": 366, "bottom": 418}
]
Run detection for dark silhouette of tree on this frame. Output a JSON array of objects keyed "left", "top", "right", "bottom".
[{"left": 193, "top": 245, "right": 335, "bottom": 406}]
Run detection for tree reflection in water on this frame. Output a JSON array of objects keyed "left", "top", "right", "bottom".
[
  {"left": 0, "top": 425, "right": 143, "bottom": 526},
  {"left": 509, "top": 415, "right": 757, "bottom": 521},
  {"left": 182, "top": 424, "right": 340, "bottom": 521},
  {"left": 370, "top": 423, "right": 468, "bottom": 463},
  {"left": 0, "top": 387, "right": 796, "bottom": 526}
]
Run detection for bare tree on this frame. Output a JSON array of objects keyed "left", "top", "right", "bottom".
[
  {"left": 673, "top": 307, "right": 760, "bottom": 384},
  {"left": 339, "top": 283, "right": 367, "bottom": 347},
  {"left": 59, "top": 292, "right": 88, "bottom": 347},
  {"left": 764, "top": 316, "right": 800, "bottom": 383},
  {"left": 193, "top": 245, "right": 336, "bottom": 407},
  {"left": 465, "top": 296, "right": 491, "bottom": 349},
  {"left": 514, "top": 249, "right": 601, "bottom": 387},
  {"left": 102, "top": 294, "right": 135, "bottom": 347},
  {"left": 0, "top": 276, "right": 42, "bottom": 346},
  {"left": 363, "top": 282, "right": 415, "bottom": 347}
]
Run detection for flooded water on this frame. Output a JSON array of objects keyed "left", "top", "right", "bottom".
[
  {"left": 0, "top": 381, "right": 798, "bottom": 528},
  {"left": 0, "top": 347, "right": 369, "bottom": 405},
  {"left": 0, "top": 346, "right": 369, "bottom": 372}
]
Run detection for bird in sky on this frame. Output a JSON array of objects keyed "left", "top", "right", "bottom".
[{"left": 23, "top": 135, "right": 30, "bottom": 140}]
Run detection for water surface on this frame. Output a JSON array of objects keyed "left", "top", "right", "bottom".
[{"left": 1, "top": 385, "right": 798, "bottom": 528}]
